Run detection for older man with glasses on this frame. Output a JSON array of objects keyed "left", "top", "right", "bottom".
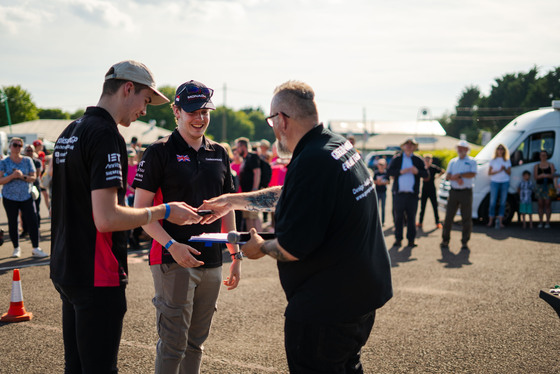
[{"left": 200, "top": 80, "right": 393, "bottom": 373}]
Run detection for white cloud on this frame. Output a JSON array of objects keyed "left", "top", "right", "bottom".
[
  {"left": 0, "top": 4, "right": 54, "bottom": 34},
  {"left": 66, "top": 0, "right": 134, "bottom": 31}
]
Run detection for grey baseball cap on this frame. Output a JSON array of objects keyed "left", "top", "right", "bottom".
[{"left": 105, "top": 60, "right": 169, "bottom": 105}]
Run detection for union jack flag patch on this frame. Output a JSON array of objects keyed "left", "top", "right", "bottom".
[{"left": 177, "top": 154, "right": 191, "bottom": 162}]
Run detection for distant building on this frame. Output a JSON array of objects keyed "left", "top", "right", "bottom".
[
  {"left": 0, "top": 119, "right": 172, "bottom": 150},
  {"left": 328, "top": 119, "right": 473, "bottom": 151}
]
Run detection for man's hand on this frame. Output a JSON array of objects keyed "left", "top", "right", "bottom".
[
  {"left": 168, "top": 242, "right": 204, "bottom": 268},
  {"left": 223, "top": 260, "right": 241, "bottom": 290},
  {"left": 198, "top": 194, "right": 234, "bottom": 224},
  {"left": 241, "top": 228, "right": 266, "bottom": 259},
  {"left": 166, "top": 202, "right": 203, "bottom": 225}
]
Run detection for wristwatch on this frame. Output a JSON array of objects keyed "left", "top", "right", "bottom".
[{"left": 230, "top": 252, "right": 243, "bottom": 260}]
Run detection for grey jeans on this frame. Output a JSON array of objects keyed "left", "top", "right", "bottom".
[
  {"left": 151, "top": 263, "right": 222, "bottom": 374},
  {"left": 442, "top": 188, "right": 473, "bottom": 245}
]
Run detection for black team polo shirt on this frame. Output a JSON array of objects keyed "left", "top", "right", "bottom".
[
  {"left": 274, "top": 125, "right": 393, "bottom": 323},
  {"left": 132, "top": 130, "right": 235, "bottom": 267},
  {"left": 50, "top": 107, "right": 129, "bottom": 288}
]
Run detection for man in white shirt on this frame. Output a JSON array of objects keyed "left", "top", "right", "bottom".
[{"left": 441, "top": 140, "right": 478, "bottom": 250}]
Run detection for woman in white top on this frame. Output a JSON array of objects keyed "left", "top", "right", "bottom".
[{"left": 487, "top": 144, "right": 511, "bottom": 228}]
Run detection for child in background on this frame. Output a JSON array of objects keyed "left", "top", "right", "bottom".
[
  {"left": 518, "top": 170, "right": 534, "bottom": 229},
  {"left": 374, "top": 158, "right": 390, "bottom": 225}
]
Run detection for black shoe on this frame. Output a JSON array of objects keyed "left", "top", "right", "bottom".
[
  {"left": 392, "top": 240, "right": 402, "bottom": 247},
  {"left": 407, "top": 241, "right": 417, "bottom": 248}
]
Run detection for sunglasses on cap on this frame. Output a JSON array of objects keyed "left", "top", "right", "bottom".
[{"left": 176, "top": 85, "right": 214, "bottom": 102}]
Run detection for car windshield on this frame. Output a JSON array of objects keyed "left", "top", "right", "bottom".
[{"left": 475, "top": 130, "right": 524, "bottom": 161}]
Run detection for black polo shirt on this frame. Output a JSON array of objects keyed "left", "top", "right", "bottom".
[
  {"left": 274, "top": 125, "right": 393, "bottom": 323},
  {"left": 239, "top": 152, "right": 260, "bottom": 192},
  {"left": 422, "top": 164, "right": 444, "bottom": 194},
  {"left": 50, "top": 106, "right": 128, "bottom": 287},
  {"left": 132, "top": 130, "right": 235, "bottom": 267}
]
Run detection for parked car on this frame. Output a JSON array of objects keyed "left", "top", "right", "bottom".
[
  {"left": 438, "top": 100, "right": 560, "bottom": 224},
  {"left": 365, "top": 150, "right": 398, "bottom": 171}
]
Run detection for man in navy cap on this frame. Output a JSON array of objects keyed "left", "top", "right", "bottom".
[{"left": 133, "top": 80, "right": 241, "bottom": 373}]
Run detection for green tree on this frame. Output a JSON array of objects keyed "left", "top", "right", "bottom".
[
  {"left": 138, "top": 85, "right": 175, "bottom": 131},
  {"left": 443, "top": 86, "right": 480, "bottom": 141},
  {"left": 38, "top": 108, "right": 71, "bottom": 119},
  {"left": 242, "top": 107, "right": 276, "bottom": 143},
  {"left": 71, "top": 109, "right": 85, "bottom": 119},
  {"left": 207, "top": 106, "right": 254, "bottom": 142},
  {"left": 443, "top": 66, "right": 560, "bottom": 144},
  {"left": 0, "top": 85, "right": 39, "bottom": 125}
]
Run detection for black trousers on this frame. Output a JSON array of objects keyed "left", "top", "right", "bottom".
[
  {"left": 419, "top": 188, "right": 439, "bottom": 224},
  {"left": 284, "top": 311, "right": 375, "bottom": 373},
  {"left": 53, "top": 282, "right": 127, "bottom": 374},
  {"left": 393, "top": 193, "right": 419, "bottom": 243},
  {"left": 2, "top": 197, "right": 39, "bottom": 248}
]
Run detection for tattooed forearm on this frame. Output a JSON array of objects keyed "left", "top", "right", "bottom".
[
  {"left": 244, "top": 187, "right": 281, "bottom": 212},
  {"left": 261, "top": 240, "right": 292, "bottom": 262}
]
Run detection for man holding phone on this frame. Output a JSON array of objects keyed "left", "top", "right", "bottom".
[{"left": 133, "top": 80, "right": 240, "bottom": 373}]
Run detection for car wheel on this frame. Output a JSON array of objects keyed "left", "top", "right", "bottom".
[{"left": 477, "top": 195, "right": 490, "bottom": 224}]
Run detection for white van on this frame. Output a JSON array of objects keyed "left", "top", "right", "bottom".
[{"left": 438, "top": 101, "right": 560, "bottom": 223}]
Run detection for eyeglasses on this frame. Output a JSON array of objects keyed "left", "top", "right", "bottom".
[
  {"left": 265, "top": 112, "right": 290, "bottom": 127},
  {"left": 11, "top": 143, "right": 22, "bottom": 148},
  {"left": 25, "top": 148, "right": 33, "bottom": 152},
  {"left": 176, "top": 85, "right": 214, "bottom": 102}
]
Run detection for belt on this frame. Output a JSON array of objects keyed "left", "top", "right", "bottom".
[{"left": 451, "top": 188, "right": 472, "bottom": 191}]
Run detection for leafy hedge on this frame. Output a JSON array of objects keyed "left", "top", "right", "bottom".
[{"left": 417, "top": 149, "right": 481, "bottom": 169}]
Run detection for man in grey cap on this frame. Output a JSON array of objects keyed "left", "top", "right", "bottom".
[
  {"left": 441, "top": 140, "right": 477, "bottom": 251},
  {"left": 387, "top": 138, "right": 428, "bottom": 247},
  {"left": 50, "top": 61, "right": 201, "bottom": 373},
  {"left": 133, "top": 80, "right": 241, "bottom": 373}
]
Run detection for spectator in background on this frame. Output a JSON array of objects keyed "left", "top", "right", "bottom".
[
  {"left": 24, "top": 144, "right": 43, "bottom": 229},
  {"left": 33, "top": 139, "right": 46, "bottom": 169},
  {"left": 534, "top": 150, "right": 555, "bottom": 228},
  {"left": 258, "top": 139, "right": 272, "bottom": 163},
  {"left": 373, "top": 158, "right": 389, "bottom": 226},
  {"left": 235, "top": 137, "right": 262, "bottom": 231},
  {"left": 0, "top": 138, "right": 46, "bottom": 258},
  {"left": 387, "top": 138, "right": 428, "bottom": 247},
  {"left": 126, "top": 147, "right": 141, "bottom": 248},
  {"left": 130, "top": 136, "right": 142, "bottom": 153},
  {"left": 417, "top": 154, "right": 445, "bottom": 229},
  {"left": 518, "top": 170, "right": 534, "bottom": 229},
  {"left": 441, "top": 140, "right": 477, "bottom": 251},
  {"left": 487, "top": 144, "right": 511, "bottom": 228}
]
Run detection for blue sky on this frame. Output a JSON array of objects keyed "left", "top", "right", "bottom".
[{"left": 1, "top": 0, "right": 559, "bottom": 123}]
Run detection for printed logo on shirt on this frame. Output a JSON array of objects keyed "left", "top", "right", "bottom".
[
  {"left": 105, "top": 153, "right": 123, "bottom": 181},
  {"left": 54, "top": 135, "right": 79, "bottom": 164},
  {"left": 177, "top": 155, "right": 191, "bottom": 162},
  {"left": 134, "top": 161, "right": 145, "bottom": 183},
  {"left": 205, "top": 158, "right": 223, "bottom": 162}
]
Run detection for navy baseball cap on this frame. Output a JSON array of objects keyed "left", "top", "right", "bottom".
[{"left": 174, "top": 80, "right": 215, "bottom": 113}]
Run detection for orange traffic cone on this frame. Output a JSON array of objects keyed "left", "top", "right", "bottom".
[{"left": 1, "top": 269, "right": 33, "bottom": 322}]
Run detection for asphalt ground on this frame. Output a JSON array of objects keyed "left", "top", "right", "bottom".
[{"left": 0, "top": 192, "right": 559, "bottom": 374}]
